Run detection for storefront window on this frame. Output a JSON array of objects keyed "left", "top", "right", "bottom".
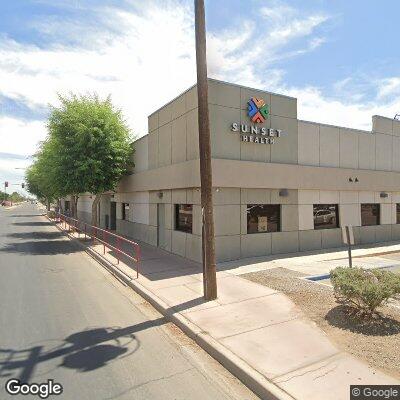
[
  {"left": 397, "top": 204, "right": 400, "bottom": 224},
  {"left": 122, "top": 203, "right": 129, "bottom": 220},
  {"left": 361, "top": 204, "right": 380, "bottom": 226},
  {"left": 313, "top": 204, "right": 339, "bottom": 229},
  {"left": 175, "top": 204, "right": 193, "bottom": 233},
  {"left": 247, "top": 205, "right": 280, "bottom": 234}
]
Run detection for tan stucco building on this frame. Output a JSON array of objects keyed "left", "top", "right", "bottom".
[{"left": 73, "top": 79, "right": 400, "bottom": 262}]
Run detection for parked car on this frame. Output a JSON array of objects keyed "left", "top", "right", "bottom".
[{"left": 314, "top": 209, "right": 336, "bottom": 225}]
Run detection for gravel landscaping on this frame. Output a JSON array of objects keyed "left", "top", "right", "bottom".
[{"left": 242, "top": 267, "right": 400, "bottom": 380}]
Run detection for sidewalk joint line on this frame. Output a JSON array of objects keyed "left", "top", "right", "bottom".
[
  {"left": 213, "top": 292, "right": 280, "bottom": 307},
  {"left": 272, "top": 352, "right": 343, "bottom": 383},
  {"left": 218, "top": 317, "right": 298, "bottom": 340}
]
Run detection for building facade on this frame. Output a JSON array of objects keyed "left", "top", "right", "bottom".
[{"left": 73, "top": 79, "right": 400, "bottom": 263}]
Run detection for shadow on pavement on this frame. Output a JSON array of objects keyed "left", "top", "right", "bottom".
[
  {"left": 325, "top": 305, "right": 400, "bottom": 336},
  {"left": 7, "top": 231, "right": 64, "bottom": 240},
  {"left": 12, "top": 221, "right": 53, "bottom": 227},
  {"left": 61, "top": 345, "right": 128, "bottom": 372},
  {"left": 0, "top": 319, "right": 166, "bottom": 382},
  {"left": 170, "top": 297, "right": 208, "bottom": 313},
  {"left": 9, "top": 214, "right": 44, "bottom": 218},
  {"left": 0, "top": 240, "right": 82, "bottom": 256}
]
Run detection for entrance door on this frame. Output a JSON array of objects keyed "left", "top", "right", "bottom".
[
  {"left": 110, "top": 202, "right": 116, "bottom": 230},
  {"left": 157, "top": 204, "right": 165, "bottom": 248}
]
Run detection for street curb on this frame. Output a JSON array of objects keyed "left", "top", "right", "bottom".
[{"left": 49, "top": 218, "right": 295, "bottom": 400}]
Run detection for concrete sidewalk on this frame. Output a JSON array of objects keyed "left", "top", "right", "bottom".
[
  {"left": 56, "top": 221, "right": 399, "bottom": 400},
  {"left": 220, "top": 242, "right": 400, "bottom": 277}
]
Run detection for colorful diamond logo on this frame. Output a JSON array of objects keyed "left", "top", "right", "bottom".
[{"left": 247, "top": 97, "right": 269, "bottom": 123}]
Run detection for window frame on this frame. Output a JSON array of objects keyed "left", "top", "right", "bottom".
[
  {"left": 313, "top": 204, "right": 339, "bottom": 230},
  {"left": 175, "top": 204, "right": 193, "bottom": 234},
  {"left": 361, "top": 203, "right": 380, "bottom": 226},
  {"left": 246, "top": 204, "right": 281, "bottom": 234}
]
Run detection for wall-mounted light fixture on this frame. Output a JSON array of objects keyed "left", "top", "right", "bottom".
[
  {"left": 355, "top": 178, "right": 359, "bottom": 182},
  {"left": 157, "top": 192, "right": 163, "bottom": 199},
  {"left": 215, "top": 188, "right": 220, "bottom": 192},
  {"left": 279, "top": 189, "right": 288, "bottom": 197},
  {"left": 349, "top": 178, "right": 353, "bottom": 182}
]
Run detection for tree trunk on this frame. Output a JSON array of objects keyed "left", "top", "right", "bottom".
[
  {"left": 70, "top": 195, "right": 75, "bottom": 218},
  {"left": 70, "top": 195, "right": 78, "bottom": 219},
  {"left": 74, "top": 195, "right": 78, "bottom": 219},
  {"left": 91, "top": 194, "right": 101, "bottom": 226},
  {"left": 46, "top": 198, "right": 50, "bottom": 211}
]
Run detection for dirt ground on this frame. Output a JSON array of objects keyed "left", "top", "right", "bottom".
[{"left": 242, "top": 267, "right": 400, "bottom": 380}]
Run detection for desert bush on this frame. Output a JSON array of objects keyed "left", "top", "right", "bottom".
[{"left": 330, "top": 267, "right": 400, "bottom": 315}]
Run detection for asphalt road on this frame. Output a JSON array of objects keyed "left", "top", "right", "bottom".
[{"left": 0, "top": 204, "right": 257, "bottom": 400}]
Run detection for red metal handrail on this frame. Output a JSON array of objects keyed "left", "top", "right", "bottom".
[{"left": 54, "top": 213, "right": 141, "bottom": 278}]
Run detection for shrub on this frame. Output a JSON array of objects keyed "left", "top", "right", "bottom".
[
  {"left": 330, "top": 267, "right": 400, "bottom": 315},
  {"left": 47, "top": 210, "right": 56, "bottom": 219}
]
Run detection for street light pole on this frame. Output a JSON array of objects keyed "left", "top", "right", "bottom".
[{"left": 194, "top": 0, "right": 217, "bottom": 300}]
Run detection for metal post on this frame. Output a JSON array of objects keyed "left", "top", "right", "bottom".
[
  {"left": 348, "top": 242, "right": 352, "bottom": 268},
  {"left": 194, "top": 0, "right": 217, "bottom": 301},
  {"left": 346, "top": 226, "right": 353, "bottom": 268}
]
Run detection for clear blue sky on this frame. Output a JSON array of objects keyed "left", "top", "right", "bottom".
[
  {"left": 1, "top": 0, "right": 400, "bottom": 190},
  {"left": 207, "top": 0, "right": 400, "bottom": 92}
]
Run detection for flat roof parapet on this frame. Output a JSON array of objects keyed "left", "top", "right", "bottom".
[
  {"left": 147, "top": 78, "right": 297, "bottom": 118},
  {"left": 298, "top": 119, "right": 372, "bottom": 135}
]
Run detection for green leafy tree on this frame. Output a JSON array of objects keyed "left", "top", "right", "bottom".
[
  {"left": 26, "top": 137, "right": 63, "bottom": 210},
  {"left": 9, "top": 192, "right": 25, "bottom": 203},
  {"left": 0, "top": 190, "right": 9, "bottom": 204},
  {"left": 47, "top": 94, "right": 133, "bottom": 224}
]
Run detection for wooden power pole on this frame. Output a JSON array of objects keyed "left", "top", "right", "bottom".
[{"left": 194, "top": 0, "right": 217, "bottom": 300}]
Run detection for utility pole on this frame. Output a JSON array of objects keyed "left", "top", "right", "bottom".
[
  {"left": 3, "top": 182, "right": 8, "bottom": 204},
  {"left": 194, "top": 0, "right": 217, "bottom": 300}
]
